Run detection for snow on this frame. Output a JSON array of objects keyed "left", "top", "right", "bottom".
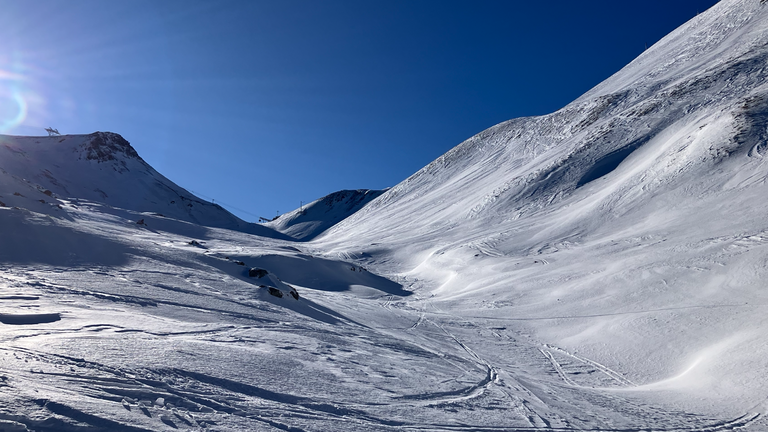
[
  {"left": 1, "top": 0, "right": 768, "bottom": 430},
  {"left": 0, "top": 132, "right": 281, "bottom": 237},
  {"left": 264, "top": 189, "right": 385, "bottom": 240}
]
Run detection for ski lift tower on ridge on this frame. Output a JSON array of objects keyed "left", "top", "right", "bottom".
[{"left": 44, "top": 127, "right": 60, "bottom": 136}]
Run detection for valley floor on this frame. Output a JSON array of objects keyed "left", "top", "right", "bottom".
[{"left": 0, "top": 203, "right": 764, "bottom": 431}]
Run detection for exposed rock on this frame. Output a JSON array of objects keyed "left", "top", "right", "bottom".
[
  {"left": 248, "top": 268, "right": 268, "bottom": 278},
  {"left": 80, "top": 132, "right": 139, "bottom": 163},
  {"left": 288, "top": 287, "right": 300, "bottom": 300},
  {"left": 268, "top": 287, "right": 283, "bottom": 298}
]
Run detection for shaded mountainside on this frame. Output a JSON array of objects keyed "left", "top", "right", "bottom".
[
  {"left": 265, "top": 189, "right": 385, "bottom": 240},
  {"left": 0, "top": 132, "right": 282, "bottom": 237}
]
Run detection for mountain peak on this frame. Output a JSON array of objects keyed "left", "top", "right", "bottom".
[
  {"left": 79, "top": 131, "right": 140, "bottom": 165},
  {"left": 0, "top": 132, "right": 281, "bottom": 236}
]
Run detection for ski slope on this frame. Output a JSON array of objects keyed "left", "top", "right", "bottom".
[{"left": 1, "top": 0, "right": 768, "bottom": 430}]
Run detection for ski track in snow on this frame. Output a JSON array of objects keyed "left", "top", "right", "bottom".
[
  {"left": 0, "top": 243, "right": 760, "bottom": 431},
  {"left": 0, "top": 283, "right": 759, "bottom": 432},
  {"left": 4, "top": 0, "right": 768, "bottom": 430}
]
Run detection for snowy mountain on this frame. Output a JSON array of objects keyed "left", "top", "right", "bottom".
[
  {"left": 309, "top": 0, "right": 768, "bottom": 422},
  {"left": 264, "top": 189, "right": 385, "bottom": 240},
  {"left": 0, "top": 132, "right": 280, "bottom": 236},
  {"left": 3, "top": 0, "right": 768, "bottom": 431},
  {"left": 322, "top": 0, "right": 768, "bottom": 251}
]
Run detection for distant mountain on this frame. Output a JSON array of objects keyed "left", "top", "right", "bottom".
[
  {"left": 0, "top": 131, "right": 280, "bottom": 236},
  {"left": 265, "top": 189, "right": 385, "bottom": 240}
]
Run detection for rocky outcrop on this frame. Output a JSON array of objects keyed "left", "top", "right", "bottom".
[{"left": 248, "top": 268, "right": 269, "bottom": 278}]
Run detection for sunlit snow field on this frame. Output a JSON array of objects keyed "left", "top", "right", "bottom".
[{"left": 1, "top": 0, "right": 768, "bottom": 430}]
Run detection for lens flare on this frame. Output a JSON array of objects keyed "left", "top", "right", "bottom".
[
  {"left": 0, "top": 66, "right": 28, "bottom": 133},
  {"left": 0, "top": 90, "right": 27, "bottom": 132}
]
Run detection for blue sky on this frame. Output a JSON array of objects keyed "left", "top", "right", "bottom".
[{"left": 0, "top": 0, "right": 720, "bottom": 221}]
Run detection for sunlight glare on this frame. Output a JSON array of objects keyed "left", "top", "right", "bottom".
[
  {"left": 0, "top": 90, "right": 28, "bottom": 133},
  {"left": 0, "top": 70, "right": 27, "bottom": 133}
]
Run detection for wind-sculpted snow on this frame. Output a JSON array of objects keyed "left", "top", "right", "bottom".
[
  {"left": 4, "top": 0, "right": 768, "bottom": 430},
  {"left": 0, "top": 206, "right": 763, "bottom": 431}
]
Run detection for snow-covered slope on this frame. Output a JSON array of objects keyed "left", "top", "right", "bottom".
[
  {"left": 322, "top": 0, "right": 768, "bottom": 251},
  {"left": 0, "top": 132, "right": 280, "bottom": 237},
  {"left": 5, "top": 1, "right": 768, "bottom": 431},
  {"left": 265, "top": 189, "right": 385, "bottom": 240},
  {"left": 310, "top": 0, "right": 768, "bottom": 418}
]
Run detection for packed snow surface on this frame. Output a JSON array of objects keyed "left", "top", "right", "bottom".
[{"left": 2, "top": 0, "right": 768, "bottom": 430}]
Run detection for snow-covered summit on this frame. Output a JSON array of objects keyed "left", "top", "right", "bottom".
[
  {"left": 0, "top": 132, "right": 278, "bottom": 235},
  {"left": 265, "top": 189, "right": 385, "bottom": 240}
]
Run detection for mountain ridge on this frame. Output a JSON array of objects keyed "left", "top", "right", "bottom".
[
  {"left": 318, "top": 0, "right": 768, "bottom": 252},
  {"left": 0, "top": 131, "right": 284, "bottom": 238},
  {"left": 302, "top": 0, "right": 768, "bottom": 411}
]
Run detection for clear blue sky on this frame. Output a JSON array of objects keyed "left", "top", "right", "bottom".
[{"left": 0, "top": 0, "right": 720, "bottom": 221}]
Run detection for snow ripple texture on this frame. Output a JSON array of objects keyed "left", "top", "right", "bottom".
[{"left": 1, "top": 0, "right": 768, "bottom": 430}]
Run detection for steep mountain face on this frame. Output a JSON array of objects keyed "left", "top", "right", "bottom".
[
  {"left": 323, "top": 0, "right": 768, "bottom": 251},
  {"left": 0, "top": 132, "right": 278, "bottom": 236},
  {"left": 265, "top": 189, "right": 385, "bottom": 240},
  {"left": 313, "top": 0, "right": 768, "bottom": 409}
]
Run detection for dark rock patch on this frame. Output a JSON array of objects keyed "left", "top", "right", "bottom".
[{"left": 248, "top": 268, "right": 268, "bottom": 278}]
